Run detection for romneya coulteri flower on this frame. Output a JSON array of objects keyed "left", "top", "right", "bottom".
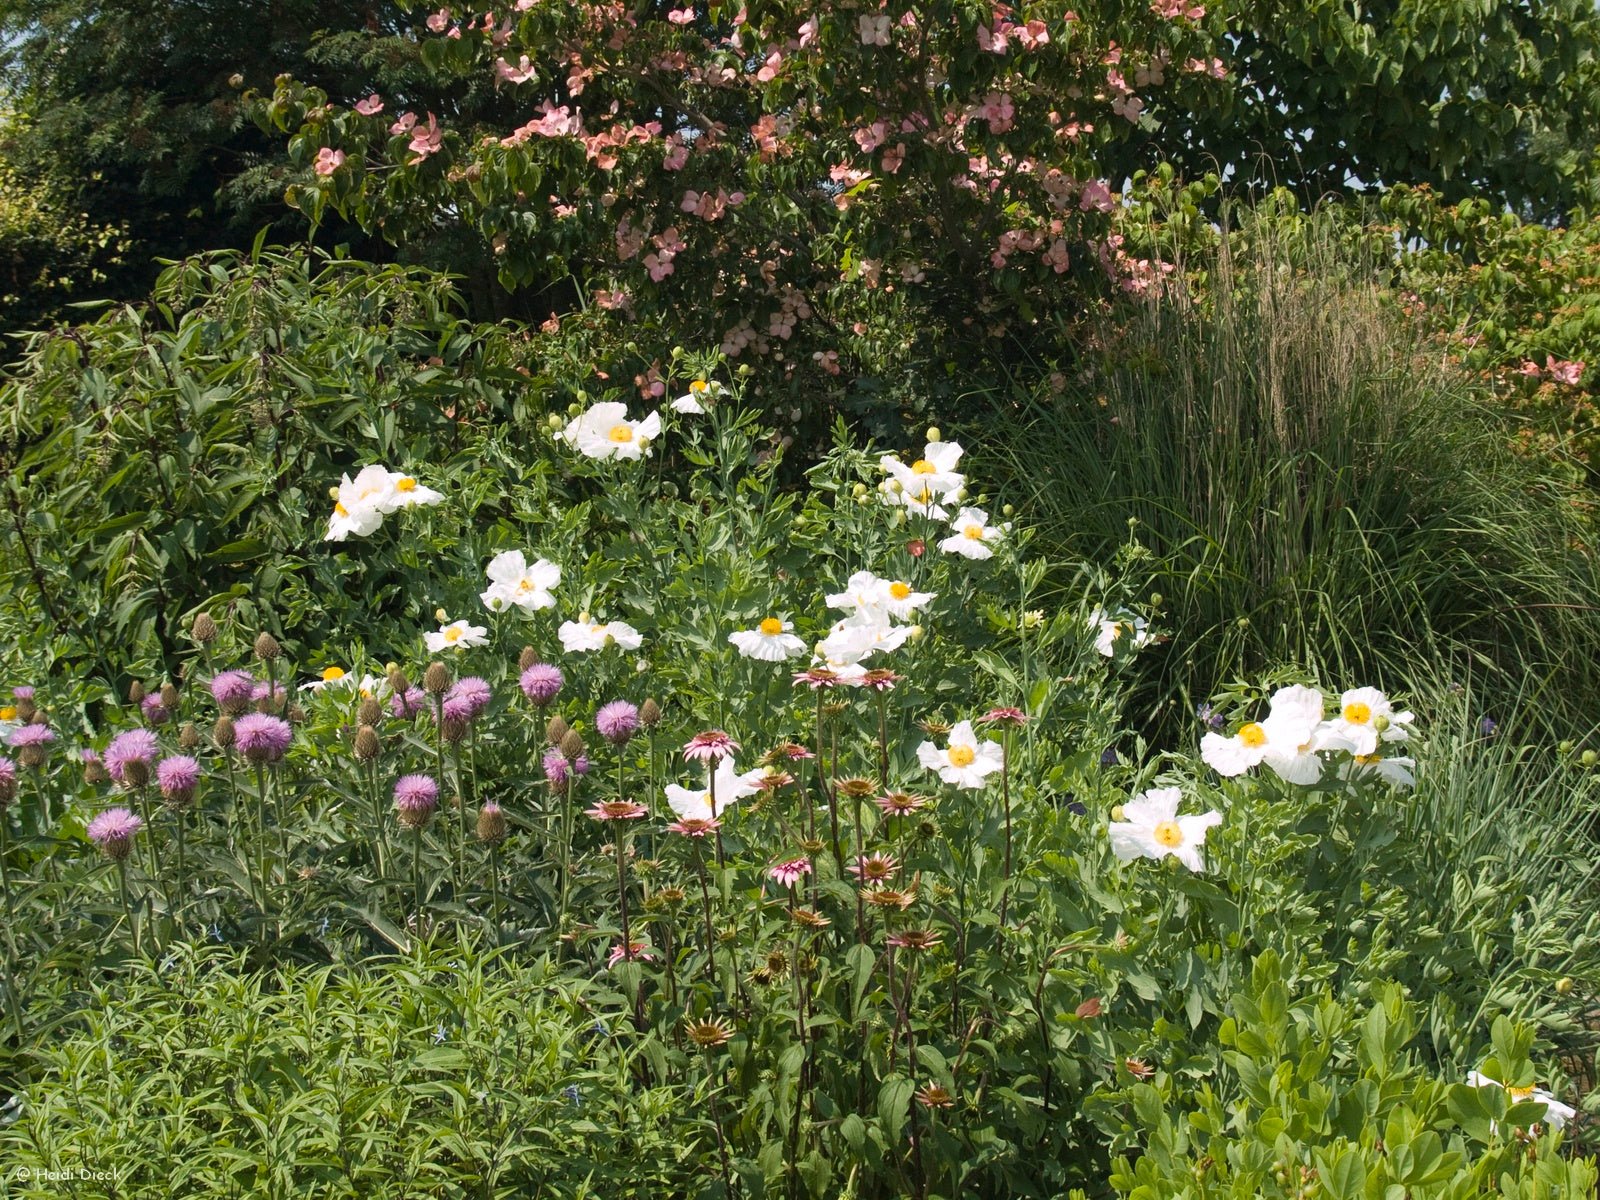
[
  {"left": 916, "top": 720, "right": 1004, "bottom": 789},
  {"left": 1108, "top": 787, "right": 1221, "bottom": 873},
  {"left": 558, "top": 402, "right": 661, "bottom": 461},
  {"left": 480, "top": 550, "right": 561, "bottom": 613}
]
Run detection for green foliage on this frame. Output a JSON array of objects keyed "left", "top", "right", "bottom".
[{"left": 1101, "top": 954, "right": 1597, "bottom": 1200}]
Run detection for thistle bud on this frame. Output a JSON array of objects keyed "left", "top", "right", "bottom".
[
  {"left": 546, "top": 715, "right": 569, "bottom": 746},
  {"left": 83, "top": 758, "right": 110, "bottom": 786},
  {"left": 128, "top": 680, "right": 147, "bottom": 705},
  {"left": 19, "top": 744, "right": 47, "bottom": 770},
  {"left": 518, "top": 645, "right": 539, "bottom": 672},
  {"left": 353, "top": 725, "right": 381, "bottom": 762},
  {"left": 388, "top": 666, "right": 411, "bottom": 694},
  {"left": 441, "top": 716, "right": 470, "bottom": 745},
  {"left": 477, "top": 800, "right": 508, "bottom": 845},
  {"left": 423, "top": 661, "right": 452, "bottom": 695},
  {"left": 15, "top": 698, "right": 35, "bottom": 722},
  {"left": 559, "top": 728, "right": 585, "bottom": 761},
  {"left": 160, "top": 682, "right": 180, "bottom": 710},
  {"left": 192, "top": 612, "right": 218, "bottom": 644},
  {"left": 122, "top": 758, "right": 151, "bottom": 789},
  {"left": 179, "top": 722, "right": 201, "bottom": 750},
  {"left": 213, "top": 715, "right": 236, "bottom": 751},
  {"left": 288, "top": 704, "right": 306, "bottom": 724},
  {"left": 254, "top": 631, "right": 280, "bottom": 661},
  {"left": 358, "top": 696, "right": 383, "bottom": 726},
  {"left": 640, "top": 698, "right": 662, "bottom": 729}
]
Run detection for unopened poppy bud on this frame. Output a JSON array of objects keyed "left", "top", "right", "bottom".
[
  {"left": 160, "top": 682, "right": 179, "bottom": 710},
  {"left": 926, "top": 426, "right": 942, "bottom": 443},
  {"left": 518, "top": 645, "right": 539, "bottom": 672},
  {"left": 559, "top": 729, "right": 585, "bottom": 760},
  {"left": 546, "top": 413, "right": 563, "bottom": 431},
  {"left": 254, "top": 631, "right": 280, "bottom": 661},
  {"left": 1583, "top": 750, "right": 1597, "bottom": 768},
  {"left": 192, "top": 612, "right": 218, "bottom": 644},
  {"left": 354, "top": 725, "right": 381, "bottom": 761},
  {"left": 1556, "top": 976, "right": 1575, "bottom": 996},
  {"left": 423, "top": 661, "right": 452, "bottom": 695},
  {"left": 122, "top": 758, "right": 150, "bottom": 789},
  {"left": 1372, "top": 715, "right": 1390, "bottom": 733},
  {"left": 1150, "top": 593, "right": 1164, "bottom": 607},
  {"left": 128, "top": 680, "right": 147, "bottom": 705},
  {"left": 852, "top": 483, "right": 868, "bottom": 500},
  {"left": 640, "top": 698, "right": 662, "bottom": 729},
  {"left": 477, "top": 800, "right": 508, "bottom": 845},
  {"left": 907, "top": 624, "right": 924, "bottom": 642},
  {"left": 358, "top": 696, "right": 383, "bottom": 726},
  {"left": 1002, "top": 504, "right": 1015, "bottom": 517},
  {"left": 214, "top": 715, "right": 236, "bottom": 750},
  {"left": 434, "top": 607, "right": 448, "bottom": 623},
  {"left": 546, "top": 715, "right": 569, "bottom": 746},
  {"left": 1111, "top": 805, "right": 1125, "bottom": 821},
  {"left": 179, "top": 722, "right": 201, "bottom": 750},
  {"left": 328, "top": 485, "right": 341, "bottom": 501}
]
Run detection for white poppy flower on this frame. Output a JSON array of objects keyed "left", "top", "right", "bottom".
[
  {"left": 915, "top": 719, "right": 1004, "bottom": 788},
  {"left": 880, "top": 440, "right": 965, "bottom": 499},
  {"left": 1090, "top": 607, "right": 1153, "bottom": 657},
  {"left": 559, "top": 402, "right": 662, "bottom": 460},
  {"left": 664, "top": 759, "right": 766, "bottom": 821},
  {"left": 558, "top": 617, "right": 645, "bottom": 653},
  {"left": 1109, "top": 787, "right": 1222, "bottom": 873},
  {"left": 1202, "top": 685, "right": 1336, "bottom": 780},
  {"left": 383, "top": 470, "right": 444, "bottom": 509},
  {"left": 480, "top": 550, "right": 561, "bottom": 613},
  {"left": 1342, "top": 749, "right": 1417, "bottom": 789},
  {"left": 1466, "top": 1072, "right": 1576, "bottom": 1131},
  {"left": 1329, "top": 687, "right": 1415, "bottom": 755},
  {"left": 671, "top": 379, "right": 721, "bottom": 413},
  {"left": 819, "top": 611, "right": 911, "bottom": 667},
  {"left": 426, "top": 620, "right": 488, "bottom": 652},
  {"left": 826, "top": 571, "right": 935, "bottom": 620},
  {"left": 938, "top": 507, "right": 1003, "bottom": 560},
  {"left": 325, "top": 465, "right": 396, "bottom": 541},
  {"left": 729, "top": 618, "right": 808, "bottom": 661}
]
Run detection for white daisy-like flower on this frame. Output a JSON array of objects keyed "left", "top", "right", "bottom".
[
  {"left": 1466, "top": 1071, "right": 1576, "bottom": 1131},
  {"left": 558, "top": 617, "right": 645, "bottom": 653},
  {"left": 1328, "top": 687, "right": 1415, "bottom": 755},
  {"left": 1342, "top": 749, "right": 1417, "bottom": 789},
  {"left": 558, "top": 402, "right": 662, "bottom": 461},
  {"left": 880, "top": 440, "right": 965, "bottom": 500},
  {"left": 938, "top": 507, "right": 1004, "bottom": 560},
  {"left": 671, "top": 379, "right": 721, "bottom": 414},
  {"left": 1108, "top": 787, "right": 1222, "bottom": 873},
  {"left": 383, "top": 470, "right": 444, "bottom": 509},
  {"left": 916, "top": 719, "right": 1005, "bottom": 789},
  {"left": 729, "top": 617, "right": 808, "bottom": 661},
  {"left": 325, "top": 465, "right": 396, "bottom": 541},
  {"left": 825, "top": 570, "right": 935, "bottom": 620},
  {"left": 664, "top": 759, "right": 766, "bottom": 821},
  {"left": 298, "top": 668, "right": 391, "bottom": 698},
  {"left": 1201, "top": 685, "right": 1333, "bottom": 780},
  {"left": 818, "top": 611, "right": 911, "bottom": 668},
  {"left": 1089, "top": 607, "right": 1153, "bottom": 657},
  {"left": 425, "top": 620, "right": 489, "bottom": 653},
  {"left": 480, "top": 550, "right": 561, "bottom": 613}
]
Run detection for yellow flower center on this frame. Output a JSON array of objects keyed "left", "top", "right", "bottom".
[
  {"left": 1239, "top": 722, "right": 1267, "bottom": 748},
  {"left": 608, "top": 424, "right": 635, "bottom": 443},
  {"left": 963, "top": 525, "right": 984, "bottom": 540},
  {"left": 334, "top": 502, "right": 350, "bottom": 516},
  {"left": 444, "top": 627, "right": 462, "bottom": 643},
  {"left": 889, "top": 582, "right": 912, "bottom": 600},
  {"left": 690, "top": 380, "right": 709, "bottom": 393},
  {"left": 759, "top": 617, "right": 784, "bottom": 636},
  {"left": 321, "top": 667, "right": 346, "bottom": 682},
  {"left": 1152, "top": 820, "right": 1184, "bottom": 848},
  {"left": 517, "top": 578, "right": 535, "bottom": 592},
  {"left": 395, "top": 477, "right": 417, "bottom": 492},
  {"left": 0, "top": 707, "right": 14, "bottom": 722},
  {"left": 1343, "top": 701, "right": 1372, "bottom": 724},
  {"left": 947, "top": 745, "right": 976, "bottom": 768},
  {"left": 1508, "top": 1085, "right": 1536, "bottom": 1102},
  {"left": 1354, "top": 753, "right": 1381, "bottom": 766},
  {"left": 911, "top": 459, "right": 936, "bottom": 474},
  {"left": 914, "top": 487, "right": 934, "bottom": 503}
]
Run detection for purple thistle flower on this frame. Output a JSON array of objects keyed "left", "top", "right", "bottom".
[
  {"left": 105, "top": 728, "right": 160, "bottom": 785},
  {"left": 7, "top": 724, "right": 55, "bottom": 749},
  {"left": 441, "top": 676, "right": 493, "bottom": 723},
  {"left": 209, "top": 670, "right": 257, "bottom": 715},
  {"left": 595, "top": 700, "right": 640, "bottom": 745},
  {"left": 519, "top": 663, "right": 564, "bottom": 707},
  {"left": 157, "top": 755, "right": 201, "bottom": 803},
  {"left": 141, "top": 693, "right": 171, "bottom": 726},
  {"left": 394, "top": 774, "right": 439, "bottom": 829},
  {"left": 0, "top": 757, "right": 15, "bottom": 804},
  {"left": 233, "top": 713, "right": 293, "bottom": 764},
  {"left": 391, "top": 686, "right": 427, "bottom": 718},
  {"left": 80, "top": 748, "right": 101, "bottom": 765},
  {"left": 11, "top": 686, "right": 34, "bottom": 701},
  {"left": 543, "top": 748, "right": 571, "bottom": 790},
  {"left": 573, "top": 753, "right": 590, "bottom": 776},
  {"left": 87, "top": 807, "right": 143, "bottom": 861}
]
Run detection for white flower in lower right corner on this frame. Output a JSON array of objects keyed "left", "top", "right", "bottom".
[{"left": 1109, "top": 787, "right": 1222, "bottom": 873}]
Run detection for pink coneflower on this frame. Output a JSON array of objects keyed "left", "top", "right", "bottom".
[
  {"left": 393, "top": 774, "right": 439, "bottom": 829},
  {"left": 585, "top": 799, "right": 648, "bottom": 821},
  {"left": 860, "top": 669, "right": 903, "bottom": 692},
  {"left": 791, "top": 667, "right": 841, "bottom": 690},
  {"left": 875, "top": 792, "right": 928, "bottom": 817},
  {"left": 848, "top": 851, "right": 900, "bottom": 883},
  {"left": 156, "top": 755, "right": 201, "bottom": 806},
  {"left": 915, "top": 1083, "right": 954, "bottom": 1109},
  {"left": 105, "top": 728, "right": 160, "bottom": 785},
  {"left": 391, "top": 686, "right": 427, "bottom": 718},
  {"left": 441, "top": 676, "right": 492, "bottom": 722},
  {"left": 775, "top": 742, "right": 815, "bottom": 760},
  {"left": 234, "top": 713, "right": 292, "bottom": 764},
  {"left": 977, "top": 706, "right": 1030, "bottom": 726},
  {"left": 141, "top": 693, "right": 171, "bottom": 726},
  {"left": 519, "top": 663, "right": 563, "bottom": 707},
  {"left": 596, "top": 700, "right": 640, "bottom": 745},
  {"left": 683, "top": 730, "right": 739, "bottom": 762},
  {"left": 886, "top": 928, "right": 941, "bottom": 951},
  {"left": 767, "top": 857, "right": 812, "bottom": 888},
  {"left": 87, "top": 807, "right": 144, "bottom": 861},
  {"left": 209, "top": 670, "right": 256, "bottom": 715},
  {"left": 667, "top": 816, "right": 720, "bottom": 838},
  {"left": 754, "top": 770, "right": 795, "bottom": 792},
  {"left": 607, "top": 940, "right": 657, "bottom": 967}
]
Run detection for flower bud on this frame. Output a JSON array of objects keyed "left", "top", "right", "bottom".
[
  {"left": 358, "top": 696, "right": 383, "bottom": 726},
  {"left": 1372, "top": 715, "right": 1390, "bottom": 733},
  {"left": 1110, "top": 805, "right": 1125, "bottom": 821},
  {"left": 192, "top": 612, "right": 218, "bottom": 644},
  {"left": 179, "top": 722, "right": 201, "bottom": 750},
  {"left": 518, "top": 645, "right": 539, "bottom": 672},
  {"left": 433, "top": 607, "right": 448, "bottom": 623},
  {"left": 1583, "top": 750, "right": 1597, "bottom": 768},
  {"left": 84, "top": 759, "right": 110, "bottom": 786},
  {"left": 354, "top": 725, "right": 381, "bottom": 762},
  {"left": 1150, "top": 593, "right": 1164, "bottom": 607},
  {"left": 926, "top": 426, "right": 942, "bottom": 443},
  {"left": 1560, "top": 740, "right": 1575, "bottom": 754},
  {"left": 15, "top": 698, "right": 35, "bottom": 722},
  {"left": 128, "top": 680, "right": 147, "bottom": 705},
  {"left": 640, "top": 698, "right": 662, "bottom": 729},
  {"left": 160, "top": 682, "right": 180, "bottom": 710},
  {"left": 1556, "top": 976, "right": 1575, "bottom": 996},
  {"left": 423, "top": 661, "right": 452, "bottom": 695},
  {"left": 907, "top": 624, "right": 924, "bottom": 642},
  {"left": 546, "top": 715, "right": 569, "bottom": 746},
  {"left": 122, "top": 758, "right": 150, "bottom": 789},
  {"left": 254, "top": 631, "right": 280, "bottom": 661},
  {"left": 546, "top": 413, "right": 564, "bottom": 431},
  {"left": 388, "top": 666, "right": 411, "bottom": 694},
  {"left": 328, "top": 485, "right": 341, "bottom": 501},
  {"left": 559, "top": 728, "right": 585, "bottom": 761},
  {"left": 477, "top": 801, "right": 508, "bottom": 845},
  {"left": 214, "top": 715, "right": 236, "bottom": 750},
  {"left": 441, "top": 716, "right": 470, "bottom": 744}
]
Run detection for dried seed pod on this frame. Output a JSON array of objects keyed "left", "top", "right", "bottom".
[
  {"left": 159, "top": 682, "right": 180, "bottom": 710},
  {"left": 213, "top": 715, "right": 236, "bottom": 750},
  {"left": 178, "top": 722, "right": 201, "bottom": 750},
  {"left": 358, "top": 696, "right": 383, "bottom": 726},
  {"left": 559, "top": 728, "right": 585, "bottom": 761},
  {"left": 128, "top": 680, "right": 147, "bottom": 705}
]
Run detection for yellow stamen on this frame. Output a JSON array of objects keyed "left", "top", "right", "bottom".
[
  {"left": 963, "top": 525, "right": 984, "bottom": 540},
  {"left": 1239, "top": 723, "right": 1266, "bottom": 748},
  {"left": 1354, "top": 753, "right": 1381, "bottom": 766},
  {"left": 1152, "top": 820, "right": 1184, "bottom": 848},
  {"left": 321, "top": 667, "right": 346, "bottom": 682},
  {"left": 608, "top": 424, "right": 635, "bottom": 443},
  {"left": 444, "top": 627, "right": 462, "bottom": 643},
  {"left": 1508, "top": 1085, "right": 1536, "bottom": 1102},
  {"left": 911, "top": 459, "right": 936, "bottom": 474},
  {"left": 395, "top": 477, "right": 417, "bottom": 492},
  {"left": 1343, "top": 701, "right": 1372, "bottom": 724},
  {"left": 334, "top": 502, "right": 349, "bottom": 516},
  {"left": 690, "top": 380, "right": 709, "bottom": 393},
  {"left": 947, "top": 745, "right": 976, "bottom": 768},
  {"left": 758, "top": 617, "right": 784, "bottom": 636},
  {"left": 889, "top": 582, "right": 912, "bottom": 600},
  {"left": 0, "top": 707, "right": 14, "bottom": 722}
]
